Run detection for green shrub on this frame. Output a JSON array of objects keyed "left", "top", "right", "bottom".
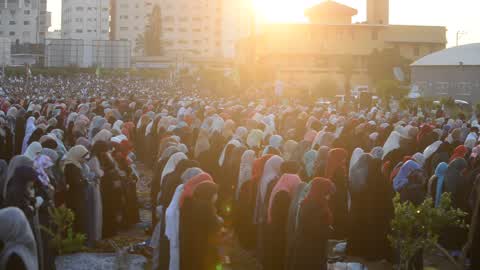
[
  {"left": 41, "top": 206, "right": 86, "bottom": 255},
  {"left": 389, "top": 193, "right": 467, "bottom": 270}
]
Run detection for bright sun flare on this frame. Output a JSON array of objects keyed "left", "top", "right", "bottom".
[{"left": 252, "top": 0, "right": 309, "bottom": 23}]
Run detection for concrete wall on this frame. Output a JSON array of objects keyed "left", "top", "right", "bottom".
[
  {"left": 45, "top": 39, "right": 131, "bottom": 68},
  {"left": 411, "top": 66, "right": 480, "bottom": 102}
]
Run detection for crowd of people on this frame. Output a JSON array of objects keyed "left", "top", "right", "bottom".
[{"left": 0, "top": 74, "right": 480, "bottom": 270}]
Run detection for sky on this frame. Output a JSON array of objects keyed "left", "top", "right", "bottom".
[{"left": 48, "top": 0, "right": 480, "bottom": 47}]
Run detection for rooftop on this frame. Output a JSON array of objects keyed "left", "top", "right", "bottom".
[{"left": 411, "top": 43, "right": 480, "bottom": 66}]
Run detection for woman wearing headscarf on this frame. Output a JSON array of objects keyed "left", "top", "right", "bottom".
[
  {"left": 263, "top": 174, "right": 301, "bottom": 270},
  {"left": 393, "top": 160, "right": 422, "bottom": 192},
  {"left": 235, "top": 149, "right": 255, "bottom": 201},
  {"left": 284, "top": 180, "right": 310, "bottom": 270},
  {"left": 14, "top": 109, "right": 27, "bottom": 155},
  {"left": 22, "top": 116, "right": 36, "bottom": 154},
  {"left": 291, "top": 178, "right": 335, "bottom": 270},
  {"left": 5, "top": 165, "right": 45, "bottom": 270},
  {"left": 217, "top": 140, "right": 242, "bottom": 216},
  {"left": 0, "top": 207, "right": 38, "bottom": 270},
  {"left": 62, "top": 145, "right": 89, "bottom": 234},
  {"left": 465, "top": 172, "right": 480, "bottom": 269},
  {"left": 32, "top": 154, "right": 57, "bottom": 270},
  {"left": 441, "top": 158, "right": 470, "bottom": 250},
  {"left": 313, "top": 146, "right": 330, "bottom": 178},
  {"left": 428, "top": 162, "right": 448, "bottom": 207},
  {"left": 180, "top": 181, "right": 221, "bottom": 270},
  {"left": 430, "top": 142, "right": 451, "bottom": 176},
  {"left": 302, "top": 150, "right": 317, "bottom": 181},
  {"left": 450, "top": 145, "right": 469, "bottom": 163},
  {"left": 348, "top": 155, "right": 394, "bottom": 261},
  {"left": 0, "top": 114, "right": 14, "bottom": 162},
  {"left": 24, "top": 142, "right": 43, "bottom": 161},
  {"left": 235, "top": 154, "right": 273, "bottom": 250},
  {"left": 397, "top": 157, "right": 428, "bottom": 270},
  {"left": 282, "top": 140, "right": 298, "bottom": 161},
  {"left": 325, "top": 148, "right": 349, "bottom": 239},
  {"left": 112, "top": 140, "right": 139, "bottom": 227},
  {"left": 152, "top": 155, "right": 193, "bottom": 270},
  {"left": 90, "top": 141, "right": 124, "bottom": 238}
]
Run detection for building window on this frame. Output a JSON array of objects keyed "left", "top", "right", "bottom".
[
  {"left": 76, "top": 7, "right": 84, "bottom": 11},
  {"left": 9, "top": 31, "right": 15, "bottom": 36},
  {"left": 76, "top": 29, "right": 83, "bottom": 33},
  {"left": 179, "top": 28, "right": 187, "bottom": 32},
  {"left": 24, "top": 10, "right": 31, "bottom": 15},
  {"left": 9, "top": 21, "right": 16, "bottom": 25},
  {"left": 414, "top": 47, "right": 420, "bottom": 56},
  {"left": 24, "top": 21, "right": 30, "bottom": 25},
  {"left": 120, "top": 15, "right": 128, "bottom": 19},
  {"left": 75, "top": 18, "right": 82, "bottom": 22},
  {"left": 371, "top": 30, "right": 378, "bottom": 40},
  {"left": 120, "top": 27, "right": 128, "bottom": 31}
]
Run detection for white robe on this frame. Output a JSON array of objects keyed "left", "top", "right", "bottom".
[{"left": 165, "top": 185, "right": 184, "bottom": 270}]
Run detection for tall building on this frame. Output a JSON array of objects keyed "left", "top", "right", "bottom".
[
  {"left": 110, "top": 0, "right": 161, "bottom": 56},
  {"left": 111, "top": 0, "right": 252, "bottom": 58},
  {"left": 236, "top": 0, "right": 446, "bottom": 91},
  {"left": 61, "top": 0, "right": 110, "bottom": 41},
  {"left": 0, "top": 0, "right": 50, "bottom": 44}
]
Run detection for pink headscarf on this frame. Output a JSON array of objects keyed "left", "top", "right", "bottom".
[{"left": 267, "top": 174, "right": 301, "bottom": 224}]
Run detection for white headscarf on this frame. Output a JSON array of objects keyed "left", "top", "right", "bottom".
[
  {"left": 423, "top": 141, "right": 442, "bottom": 160},
  {"left": 218, "top": 139, "right": 242, "bottom": 167},
  {"left": 269, "top": 135, "right": 283, "bottom": 149},
  {"left": 165, "top": 184, "right": 184, "bottom": 270},
  {"left": 161, "top": 152, "right": 188, "bottom": 185},
  {"left": 236, "top": 150, "right": 256, "bottom": 199},
  {"left": 24, "top": 142, "right": 43, "bottom": 161},
  {"left": 21, "top": 117, "right": 37, "bottom": 154},
  {"left": 255, "top": 155, "right": 284, "bottom": 224},
  {"left": 349, "top": 148, "right": 365, "bottom": 175},
  {"left": 0, "top": 207, "right": 38, "bottom": 270},
  {"left": 382, "top": 131, "right": 406, "bottom": 159}
]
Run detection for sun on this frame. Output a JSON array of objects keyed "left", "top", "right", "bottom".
[{"left": 252, "top": 0, "right": 310, "bottom": 23}]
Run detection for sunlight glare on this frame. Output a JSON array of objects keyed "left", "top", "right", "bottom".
[{"left": 252, "top": 0, "right": 309, "bottom": 23}]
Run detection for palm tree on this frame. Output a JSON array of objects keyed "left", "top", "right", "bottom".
[{"left": 144, "top": 5, "right": 163, "bottom": 56}]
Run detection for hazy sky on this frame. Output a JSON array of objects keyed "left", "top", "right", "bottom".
[{"left": 48, "top": 0, "right": 479, "bottom": 47}]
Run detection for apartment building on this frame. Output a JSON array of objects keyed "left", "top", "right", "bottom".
[
  {"left": 111, "top": 0, "right": 252, "bottom": 58},
  {"left": 61, "top": 0, "right": 109, "bottom": 41},
  {"left": 0, "top": 0, "right": 50, "bottom": 44}
]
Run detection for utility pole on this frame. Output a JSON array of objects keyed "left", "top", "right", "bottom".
[{"left": 456, "top": 31, "right": 466, "bottom": 47}]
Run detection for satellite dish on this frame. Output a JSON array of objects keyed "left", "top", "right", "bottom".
[
  {"left": 393, "top": 67, "right": 405, "bottom": 82},
  {"left": 408, "top": 85, "right": 421, "bottom": 99}
]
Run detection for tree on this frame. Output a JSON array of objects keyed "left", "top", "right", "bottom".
[
  {"left": 338, "top": 54, "right": 354, "bottom": 100},
  {"left": 368, "top": 48, "right": 411, "bottom": 87},
  {"left": 389, "top": 193, "right": 467, "bottom": 270},
  {"left": 376, "top": 79, "right": 404, "bottom": 99},
  {"left": 144, "top": 5, "right": 163, "bottom": 56}
]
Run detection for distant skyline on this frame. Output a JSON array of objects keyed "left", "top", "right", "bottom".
[{"left": 48, "top": 0, "right": 480, "bottom": 47}]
